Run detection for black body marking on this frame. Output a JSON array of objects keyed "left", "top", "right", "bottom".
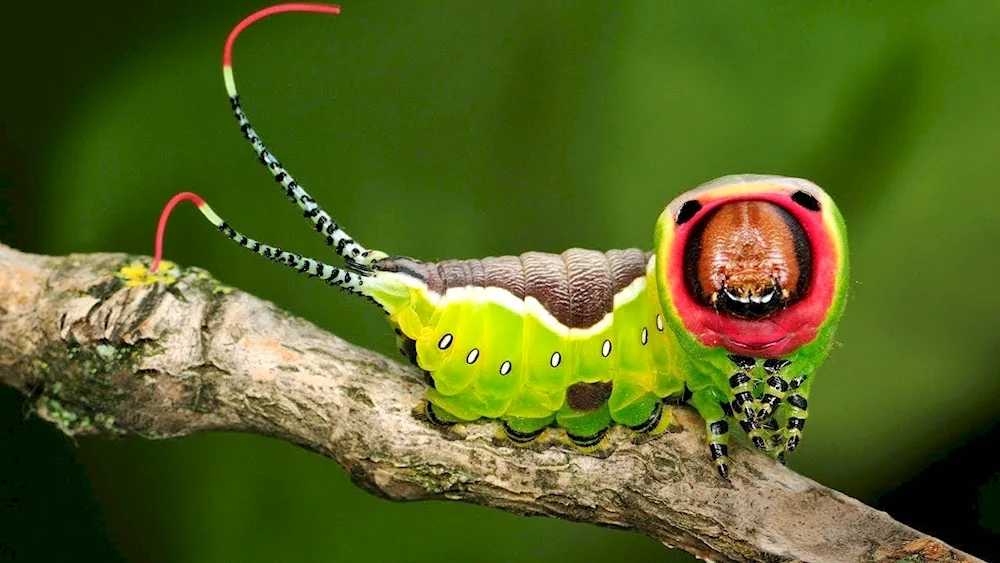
[
  {"left": 732, "top": 392, "right": 753, "bottom": 410},
  {"left": 628, "top": 401, "right": 663, "bottom": 434},
  {"left": 709, "top": 420, "right": 729, "bottom": 436},
  {"left": 728, "top": 355, "right": 756, "bottom": 370},
  {"left": 765, "top": 375, "right": 789, "bottom": 393},
  {"left": 787, "top": 394, "right": 808, "bottom": 410},
  {"left": 503, "top": 421, "right": 544, "bottom": 443},
  {"left": 763, "top": 358, "right": 791, "bottom": 374},
  {"left": 786, "top": 436, "right": 801, "bottom": 452},
  {"left": 676, "top": 200, "right": 703, "bottom": 225},
  {"left": 791, "top": 190, "right": 821, "bottom": 211},
  {"left": 729, "top": 372, "right": 751, "bottom": 388},
  {"left": 759, "top": 395, "right": 781, "bottom": 417},
  {"left": 424, "top": 402, "right": 453, "bottom": 427},
  {"left": 709, "top": 443, "right": 728, "bottom": 460},
  {"left": 567, "top": 427, "right": 608, "bottom": 448},
  {"left": 720, "top": 401, "right": 734, "bottom": 417}
]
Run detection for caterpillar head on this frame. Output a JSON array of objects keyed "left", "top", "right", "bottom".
[{"left": 654, "top": 175, "right": 849, "bottom": 358}]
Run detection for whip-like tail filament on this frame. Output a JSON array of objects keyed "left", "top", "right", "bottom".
[
  {"left": 150, "top": 3, "right": 390, "bottom": 298},
  {"left": 150, "top": 192, "right": 370, "bottom": 295},
  {"left": 222, "top": 3, "right": 378, "bottom": 265}
]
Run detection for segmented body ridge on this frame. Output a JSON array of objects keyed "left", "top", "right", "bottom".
[{"left": 377, "top": 248, "right": 649, "bottom": 328}]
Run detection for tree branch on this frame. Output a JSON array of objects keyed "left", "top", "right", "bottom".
[{"left": 0, "top": 242, "right": 982, "bottom": 563}]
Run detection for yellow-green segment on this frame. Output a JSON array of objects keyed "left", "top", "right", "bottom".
[{"left": 371, "top": 263, "right": 685, "bottom": 440}]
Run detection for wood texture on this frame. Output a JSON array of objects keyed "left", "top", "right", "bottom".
[{"left": 0, "top": 243, "right": 982, "bottom": 563}]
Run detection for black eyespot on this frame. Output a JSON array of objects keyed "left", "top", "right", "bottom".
[
  {"left": 675, "top": 200, "right": 703, "bottom": 225},
  {"left": 791, "top": 191, "right": 821, "bottom": 212}
]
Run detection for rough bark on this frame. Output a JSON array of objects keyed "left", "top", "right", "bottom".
[{"left": 0, "top": 243, "right": 983, "bottom": 563}]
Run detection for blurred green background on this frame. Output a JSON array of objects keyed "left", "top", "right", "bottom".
[{"left": 2, "top": 1, "right": 998, "bottom": 561}]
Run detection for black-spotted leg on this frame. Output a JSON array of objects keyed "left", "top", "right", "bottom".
[
  {"left": 727, "top": 355, "right": 756, "bottom": 420},
  {"left": 689, "top": 387, "right": 732, "bottom": 480},
  {"left": 760, "top": 417, "right": 786, "bottom": 456},
  {"left": 727, "top": 355, "right": 769, "bottom": 453},
  {"left": 740, "top": 419, "right": 770, "bottom": 454},
  {"left": 780, "top": 375, "right": 812, "bottom": 455},
  {"left": 789, "top": 373, "right": 808, "bottom": 391},
  {"left": 761, "top": 417, "right": 781, "bottom": 439},
  {"left": 755, "top": 358, "right": 792, "bottom": 422},
  {"left": 784, "top": 398, "right": 808, "bottom": 452}
]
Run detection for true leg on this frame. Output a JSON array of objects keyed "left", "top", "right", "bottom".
[
  {"left": 777, "top": 374, "right": 812, "bottom": 456},
  {"left": 726, "top": 355, "right": 769, "bottom": 453},
  {"left": 689, "top": 388, "right": 732, "bottom": 479},
  {"left": 755, "top": 358, "right": 792, "bottom": 422}
]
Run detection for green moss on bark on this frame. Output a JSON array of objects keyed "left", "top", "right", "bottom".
[{"left": 8, "top": 338, "right": 158, "bottom": 436}]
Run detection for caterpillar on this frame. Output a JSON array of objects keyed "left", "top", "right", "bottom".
[{"left": 148, "top": 3, "right": 849, "bottom": 479}]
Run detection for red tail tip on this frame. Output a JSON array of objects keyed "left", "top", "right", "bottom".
[
  {"left": 151, "top": 192, "right": 207, "bottom": 273},
  {"left": 223, "top": 4, "right": 341, "bottom": 68}
]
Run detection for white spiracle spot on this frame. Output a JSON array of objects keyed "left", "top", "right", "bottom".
[
  {"left": 550, "top": 351, "right": 561, "bottom": 368},
  {"left": 438, "top": 333, "right": 453, "bottom": 350}
]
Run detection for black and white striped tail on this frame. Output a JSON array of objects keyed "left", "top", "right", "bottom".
[
  {"left": 222, "top": 4, "right": 385, "bottom": 267},
  {"left": 200, "top": 199, "right": 371, "bottom": 296}
]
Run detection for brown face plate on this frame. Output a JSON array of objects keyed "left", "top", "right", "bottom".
[{"left": 683, "top": 200, "right": 811, "bottom": 319}]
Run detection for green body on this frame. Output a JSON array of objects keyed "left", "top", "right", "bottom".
[
  {"left": 376, "top": 263, "right": 686, "bottom": 440},
  {"left": 361, "top": 175, "right": 849, "bottom": 465}
]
